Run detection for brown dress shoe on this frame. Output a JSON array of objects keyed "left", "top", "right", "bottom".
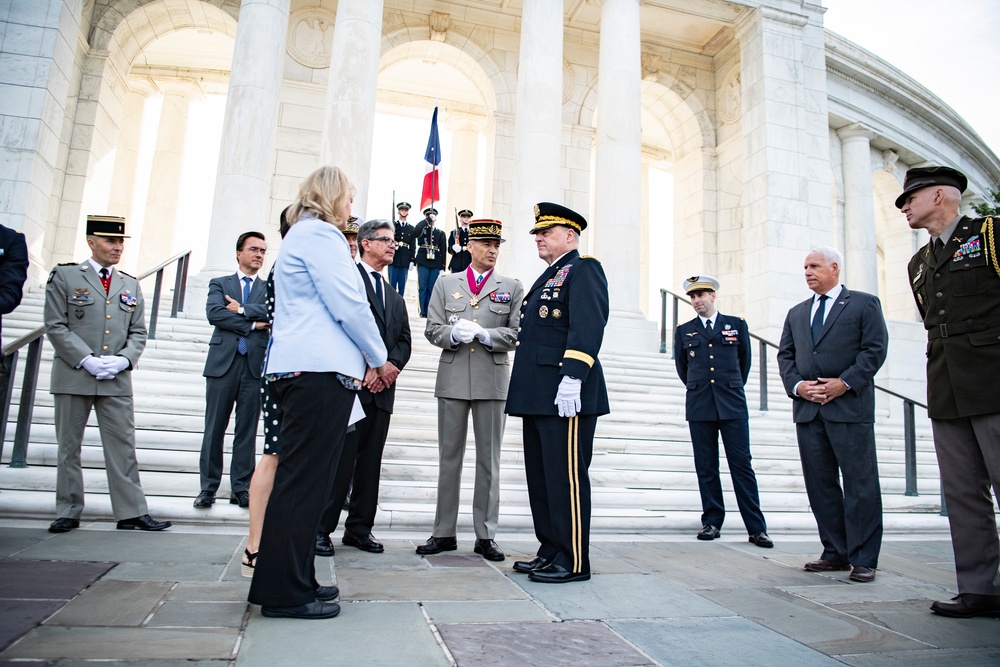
[
  {"left": 849, "top": 566, "right": 876, "bottom": 582},
  {"left": 930, "top": 593, "right": 1000, "bottom": 618},
  {"left": 804, "top": 559, "right": 852, "bottom": 572}
]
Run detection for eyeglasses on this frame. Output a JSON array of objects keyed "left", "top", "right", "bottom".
[
  {"left": 244, "top": 246, "right": 267, "bottom": 255},
  {"left": 371, "top": 237, "right": 397, "bottom": 247}
]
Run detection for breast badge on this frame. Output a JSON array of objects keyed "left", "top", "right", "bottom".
[
  {"left": 539, "top": 305, "right": 549, "bottom": 318},
  {"left": 552, "top": 308, "right": 562, "bottom": 319}
]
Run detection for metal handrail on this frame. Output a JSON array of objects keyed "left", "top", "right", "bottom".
[
  {"left": 660, "top": 288, "right": 930, "bottom": 501},
  {"left": 136, "top": 250, "right": 191, "bottom": 340},
  {"left": 1, "top": 250, "right": 192, "bottom": 466},
  {"left": 1, "top": 326, "right": 45, "bottom": 467}
]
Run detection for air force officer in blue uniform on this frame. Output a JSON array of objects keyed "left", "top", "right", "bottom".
[{"left": 673, "top": 276, "right": 771, "bottom": 548}]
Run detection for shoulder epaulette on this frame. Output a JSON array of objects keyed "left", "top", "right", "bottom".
[
  {"left": 579, "top": 254, "right": 600, "bottom": 263},
  {"left": 57, "top": 262, "right": 76, "bottom": 267},
  {"left": 119, "top": 270, "right": 136, "bottom": 279}
]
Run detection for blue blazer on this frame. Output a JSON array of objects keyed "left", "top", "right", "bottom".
[
  {"left": 203, "top": 273, "right": 269, "bottom": 379},
  {"left": 264, "top": 217, "right": 387, "bottom": 379},
  {"left": 777, "top": 286, "right": 888, "bottom": 424},
  {"left": 674, "top": 313, "right": 750, "bottom": 421}
]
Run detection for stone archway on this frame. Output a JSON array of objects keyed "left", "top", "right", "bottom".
[{"left": 52, "top": 0, "right": 238, "bottom": 266}]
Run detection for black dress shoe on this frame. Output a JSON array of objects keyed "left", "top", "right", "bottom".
[
  {"left": 314, "top": 585, "right": 340, "bottom": 602},
  {"left": 749, "top": 531, "right": 774, "bottom": 548},
  {"left": 849, "top": 566, "right": 876, "bottom": 583},
  {"left": 342, "top": 532, "right": 384, "bottom": 553},
  {"left": 931, "top": 593, "right": 1000, "bottom": 618},
  {"left": 116, "top": 514, "right": 171, "bottom": 531},
  {"left": 697, "top": 525, "right": 721, "bottom": 540},
  {"left": 512, "top": 556, "right": 552, "bottom": 574},
  {"left": 193, "top": 491, "right": 215, "bottom": 508},
  {"left": 528, "top": 563, "right": 591, "bottom": 584},
  {"left": 804, "top": 559, "right": 852, "bottom": 572},
  {"left": 474, "top": 539, "right": 505, "bottom": 561},
  {"left": 260, "top": 600, "right": 340, "bottom": 619},
  {"left": 415, "top": 535, "right": 457, "bottom": 555},
  {"left": 315, "top": 533, "right": 335, "bottom": 557},
  {"left": 230, "top": 491, "right": 250, "bottom": 508},
  {"left": 48, "top": 518, "right": 80, "bottom": 533}
]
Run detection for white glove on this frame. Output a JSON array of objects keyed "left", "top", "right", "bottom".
[
  {"left": 468, "top": 322, "right": 491, "bottom": 347},
  {"left": 450, "top": 319, "right": 476, "bottom": 344},
  {"left": 452, "top": 243, "right": 462, "bottom": 253},
  {"left": 80, "top": 355, "right": 104, "bottom": 378},
  {"left": 97, "top": 355, "right": 129, "bottom": 379},
  {"left": 555, "top": 376, "right": 583, "bottom": 418}
]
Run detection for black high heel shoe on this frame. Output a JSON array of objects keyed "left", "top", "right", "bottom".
[{"left": 241, "top": 548, "right": 257, "bottom": 579}]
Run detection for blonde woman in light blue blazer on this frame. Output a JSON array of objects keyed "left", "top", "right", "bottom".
[{"left": 249, "top": 166, "right": 388, "bottom": 620}]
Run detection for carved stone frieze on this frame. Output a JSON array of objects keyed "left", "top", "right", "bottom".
[
  {"left": 287, "top": 7, "right": 337, "bottom": 69},
  {"left": 430, "top": 11, "right": 450, "bottom": 42},
  {"left": 641, "top": 52, "right": 662, "bottom": 82},
  {"left": 718, "top": 67, "right": 741, "bottom": 125}
]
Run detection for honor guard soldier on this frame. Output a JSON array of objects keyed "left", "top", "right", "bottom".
[
  {"left": 506, "top": 202, "right": 610, "bottom": 583},
  {"left": 0, "top": 222, "right": 28, "bottom": 342},
  {"left": 674, "top": 275, "right": 771, "bottom": 548},
  {"left": 448, "top": 209, "right": 473, "bottom": 273},
  {"left": 412, "top": 206, "right": 447, "bottom": 317},
  {"left": 389, "top": 202, "right": 414, "bottom": 296},
  {"left": 898, "top": 166, "right": 1000, "bottom": 618},
  {"left": 44, "top": 215, "right": 171, "bottom": 533}
]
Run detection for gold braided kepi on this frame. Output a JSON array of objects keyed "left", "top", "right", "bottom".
[{"left": 468, "top": 218, "right": 505, "bottom": 243}]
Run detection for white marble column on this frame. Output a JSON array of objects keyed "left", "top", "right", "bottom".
[
  {"left": 594, "top": 0, "right": 656, "bottom": 347},
  {"left": 736, "top": 6, "right": 832, "bottom": 340},
  {"left": 321, "top": 0, "right": 384, "bottom": 218},
  {"left": 838, "top": 123, "right": 878, "bottom": 294},
  {"left": 139, "top": 83, "right": 197, "bottom": 271},
  {"left": 201, "top": 0, "right": 290, "bottom": 276},
  {"left": 445, "top": 115, "right": 480, "bottom": 216},
  {"left": 508, "top": 0, "right": 563, "bottom": 284},
  {"left": 108, "top": 84, "right": 152, "bottom": 225}
]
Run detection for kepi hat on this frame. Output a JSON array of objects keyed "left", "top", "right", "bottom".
[
  {"left": 895, "top": 166, "right": 968, "bottom": 209},
  {"left": 86, "top": 215, "right": 129, "bottom": 238},
  {"left": 530, "top": 202, "right": 587, "bottom": 234},
  {"left": 345, "top": 216, "right": 361, "bottom": 234},
  {"left": 683, "top": 275, "right": 720, "bottom": 294},
  {"left": 468, "top": 219, "right": 505, "bottom": 243}
]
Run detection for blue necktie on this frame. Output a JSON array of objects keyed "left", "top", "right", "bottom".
[
  {"left": 811, "top": 294, "right": 828, "bottom": 345},
  {"left": 476, "top": 274, "right": 483, "bottom": 286},
  {"left": 238, "top": 277, "right": 251, "bottom": 355}
]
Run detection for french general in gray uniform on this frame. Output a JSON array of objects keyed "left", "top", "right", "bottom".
[{"left": 44, "top": 215, "right": 170, "bottom": 533}]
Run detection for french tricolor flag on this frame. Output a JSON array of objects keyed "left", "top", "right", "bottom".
[{"left": 420, "top": 106, "right": 441, "bottom": 211}]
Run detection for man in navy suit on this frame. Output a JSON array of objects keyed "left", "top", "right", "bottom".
[
  {"left": 194, "top": 232, "right": 270, "bottom": 509},
  {"left": 674, "top": 275, "right": 771, "bottom": 548},
  {"left": 0, "top": 223, "right": 29, "bottom": 342},
  {"left": 316, "top": 219, "right": 411, "bottom": 555},
  {"left": 778, "top": 247, "right": 888, "bottom": 583}
]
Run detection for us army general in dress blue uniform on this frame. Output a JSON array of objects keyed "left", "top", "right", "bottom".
[
  {"left": 673, "top": 275, "right": 771, "bottom": 548},
  {"left": 506, "top": 202, "right": 609, "bottom": 584},
  {"left": 44, "top": 216, "right": 170, "bottom": 533}
]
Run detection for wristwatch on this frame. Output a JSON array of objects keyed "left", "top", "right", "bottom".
[{"left": 238, "top": 306, "right": 245, "bottom": 315}]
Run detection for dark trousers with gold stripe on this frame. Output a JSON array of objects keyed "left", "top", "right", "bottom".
[{"left": 522, "top": 414, "right": 597, "bottom": 574}]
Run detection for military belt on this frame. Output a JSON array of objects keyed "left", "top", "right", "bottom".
[{"left": 927, "top": 319, "right": 1000, "bottom": 340}]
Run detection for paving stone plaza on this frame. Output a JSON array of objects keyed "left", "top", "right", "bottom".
[{"left": 2, "top": 522, "right": 999, "bottom": 666}]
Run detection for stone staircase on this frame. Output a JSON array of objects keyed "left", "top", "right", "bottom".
[{"left": 0, "top": 283, "right": 950, "bottom": 534}]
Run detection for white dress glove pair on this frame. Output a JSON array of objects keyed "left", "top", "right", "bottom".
[
  {"left": 450, "top": 319, "right": 491, "bottom": 347},
  {"left": 80, "top": 354, "right": 129, "bottom": 381},
  {"left": 555, "top": 376, "right": 582, "bottom": 418}
]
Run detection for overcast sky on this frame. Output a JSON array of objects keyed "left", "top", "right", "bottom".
[{"left": 823, "top": 0, "right": 1000, "bottom": 157}]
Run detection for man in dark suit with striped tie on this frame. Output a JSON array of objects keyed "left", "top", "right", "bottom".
[
  {"left": 777, "top": 246, "right": 888, "bottom": 583},
  {"left": 674, "top": 275, "right": 771, "bottom": 548},
  {"left": 195, "top": 232, "right": 270, "bottom": 509}
]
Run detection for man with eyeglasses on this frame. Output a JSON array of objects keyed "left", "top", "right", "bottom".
[
  {"left": 316, "top": 219, "right": 411, "bottom": 556},
  {"left": 194, "top": 232, "right": 270, "bottom": 510}
]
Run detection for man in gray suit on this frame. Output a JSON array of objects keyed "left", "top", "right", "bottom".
[
  {"left": 44, "top": 215, "right": 170, "bottom": 533},
  {"left": 778, "top": 246, "right": 888, "bottom": 582},
  {"left": 194, "top": 232, "right": 270, "bottom": 509},
  {"left": 418, "top": 219, "right": 524, "bottom": 561}
]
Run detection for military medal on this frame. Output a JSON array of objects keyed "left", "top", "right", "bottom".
[
  {"left": 539, "top": 305, "right": 549, "bottom": 318},
  {"left": 552, "top": 309, "right": 562, "bottom": 319},
  {"left": 470, "top": 295, "right": 479, "bottom": 307}
]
